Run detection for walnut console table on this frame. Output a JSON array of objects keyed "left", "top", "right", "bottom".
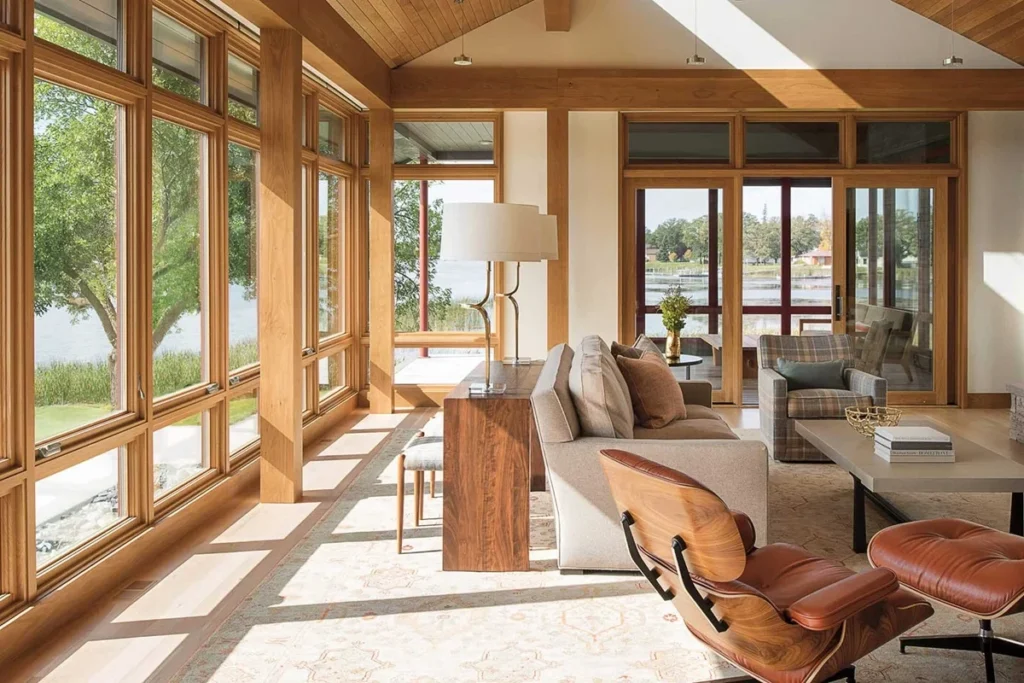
[{"left": 442, "top": 361, "right": 544, "bottom": 572}]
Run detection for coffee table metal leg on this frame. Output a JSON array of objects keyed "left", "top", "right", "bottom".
[
  {"left": 1012, "top": 492, "right": 1023, "bottom": 536},
  {"left": 853, "top": 476, "right": 866, "bottom": 553},
  {"left": 685, "top": 367, "right": 691, "bottom": 380}
]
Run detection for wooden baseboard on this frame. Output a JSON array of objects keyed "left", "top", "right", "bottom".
[{"left": 965, "top": 393, "right": 1011, "bottom": 409}]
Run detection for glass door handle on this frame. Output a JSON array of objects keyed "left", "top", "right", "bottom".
[{"left": 834, "top": 285, "right": 843, "bottom": 321}]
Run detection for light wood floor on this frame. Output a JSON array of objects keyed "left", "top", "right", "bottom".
[{"left": 8, "top": 407, "right": 1022, "bottom": 682}]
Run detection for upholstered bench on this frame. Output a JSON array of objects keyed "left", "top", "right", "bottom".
[
  {"left": 396, "top": 415, "right": 443, "bottom": 553},
  {"left": 868, "top": 518, "right": 1024, "bottom": 683}
]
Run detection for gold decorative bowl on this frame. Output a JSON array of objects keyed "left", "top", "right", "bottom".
[{"left": 845, "top": 406, "right": 903, "bottom": 438}]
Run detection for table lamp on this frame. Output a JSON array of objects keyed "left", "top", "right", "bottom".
[
  {"left": 499, "top": 213, "right": 559, "bottom": 365},
  {"left": 441, "top": 202, "right": 540, "bottom": 394}
]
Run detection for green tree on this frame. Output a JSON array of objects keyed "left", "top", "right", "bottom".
[{"left": 392, "top": 180, "right": 452, "bottom": 331}]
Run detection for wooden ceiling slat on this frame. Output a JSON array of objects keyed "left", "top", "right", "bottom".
[
  {"left": 429, "top": 0, "right": 461, "bottom": 43},
  {"left": 366, "top": 0, "right": 431, "bottom": 57},
  {"left": 332, "top": 2, "right": 400, "bottom": 68},
  {"left": 395, "top": 0, "right": 435, "bottom": 53},
  {"left": 407, "top": 0, "right": 450, "bottom": 49},
  {"left": 350, "top": 0, "right": 415, "bottom": 66},
  {"left": 893, "top": 0, "right": 1024, "bottom": 65}
]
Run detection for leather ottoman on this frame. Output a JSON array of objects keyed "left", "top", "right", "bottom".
[{"left": 868, "top": 518, "right": 1024, "bottom": 683}]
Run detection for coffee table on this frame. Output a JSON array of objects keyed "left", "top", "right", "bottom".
[{"left": 795, "top": 418, "right": 1024, "bottom": 553}]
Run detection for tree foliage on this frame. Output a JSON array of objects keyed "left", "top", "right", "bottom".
[{"left": 393, "top": 180, "right": 452, "bottom": 331}]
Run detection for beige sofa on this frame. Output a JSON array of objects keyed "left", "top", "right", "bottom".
[{"left": 530, "top": 337, "right": 769, "bottom": 572}]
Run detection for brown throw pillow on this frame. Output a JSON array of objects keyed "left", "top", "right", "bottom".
[
  {"left": 615, "top": 351, "right": 687, "bottom": 429},
  {"left": 633, "top": 334, "right": 668, "bottom": 365},
  {"left": 611, "top": 341, "right": 642, "bottom": 360}
]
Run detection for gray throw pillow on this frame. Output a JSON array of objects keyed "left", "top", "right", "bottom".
[{"left": 775, "top": 359, "right": 847, "bottom": 391}]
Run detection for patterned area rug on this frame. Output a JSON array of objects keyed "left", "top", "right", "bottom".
[{"left": 173, "top": 427, "right": 1024, "bottom": 682}]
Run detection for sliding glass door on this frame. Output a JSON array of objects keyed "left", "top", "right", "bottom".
[
  {"left": 627, "top": 181, "right": 737, "bottom": 403},
  {"left": 844, "top": 179, "right": 948, "bottom": 404}
]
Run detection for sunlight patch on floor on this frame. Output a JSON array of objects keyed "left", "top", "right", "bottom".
[
  {"left": 316, "top": 431, "right": 390, "bottom": 457},
  {"left": 41, "top": 634, "right": 188, "bottom": 683},
  {"left": 348, "top": 413, "right": 407, "bottom": 431},
  {"left": 210, "top": 503, "right": 319, "bottom": 545},
  {"left": 303, "top": 459, "right": 361, "bottom": 492},
  {"left": 114, "top": 551, "right": 268, "bottom": 622}
]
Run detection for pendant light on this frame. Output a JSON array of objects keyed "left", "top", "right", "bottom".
[
  {"left": 943, "top": 0, "right": 963, "bottom": 67},
  {"left": 453, "top": 0, "right": 473, "bottom": 66},
  {"left": 687, "top": 0, "right": 706, "bottom": 66}
]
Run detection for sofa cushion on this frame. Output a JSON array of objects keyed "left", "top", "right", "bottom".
[
  {"left": 616, "top": 351, "right": 688, "bottom": 428},
  {"left": 568, "top": 336, "right": 634, "bottom": 439},
  {"left": 775, "top": 358, "right": 847, "bottom": 391},
  {"left": 633, "top": 334, "right": 667, "bottom": 364},
  {"left": 610, "top": 340, "right": 642, "bottom": 360},
  {"left": 634, "top": 417, "right": 739, "bottom": 441},
  {"left": 531, "top": 344, "right": 580, "bottom": 444},
  {"left": 787, "top": 388, "right": 873, "bottom": 418}
]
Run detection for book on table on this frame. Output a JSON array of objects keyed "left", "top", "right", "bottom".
[{"left": 874, "top": 425, "right": 954, "bottom": 463}]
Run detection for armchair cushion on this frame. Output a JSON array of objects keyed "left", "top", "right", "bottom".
[
  {"left": 775, "top": 358, "right": 847, "bottom": 391},
  {"left": 616, "top": 352, "right": 687, "bottom": 428},
  {"left": 845, "top": 368, "right": 887, "bottom": 406},
  {"left": 787, "top": 389, "right": 872, "bottom": 418},
  {"left": 634, "top": 419, "right": 739, "bottom": 441},
  {"left": 786, "top": 568, "right": 899, "bottom": 631}
]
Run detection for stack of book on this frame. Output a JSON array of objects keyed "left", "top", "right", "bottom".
[{"left": 874, "top": 426, "right": 955, "bottom": 463}]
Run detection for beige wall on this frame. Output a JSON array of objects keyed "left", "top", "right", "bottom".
[
  {"left": 967, "top": 112, "right": 1024, "bottom": 394},
  {"left": 500, "top": 112, "right": 549, "bottom": 361},
  {"left": 568, "top": 112, "right": 619, "bottom": 346}
]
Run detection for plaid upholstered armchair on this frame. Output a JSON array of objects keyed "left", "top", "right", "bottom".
[{"left": 758, "top": 334, "right": 887, "bottom": 462}]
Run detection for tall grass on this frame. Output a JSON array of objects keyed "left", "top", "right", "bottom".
[{"left": 36, "top": 339, "right": 260, "bottom": 406}]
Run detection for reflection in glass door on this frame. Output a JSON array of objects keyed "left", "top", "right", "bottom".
[
  {"left": 635, "top": 188, "right": 725, "bottom": 394},
  {"left": 846, "top": 186, "right": 937, "bottom": 395},
  {"left": 741, "top": 179, "right": 834, "bottom": 403}
]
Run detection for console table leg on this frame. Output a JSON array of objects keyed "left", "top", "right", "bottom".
[
  {"left": 853, "top": 476, "right": 866, "bottom": 553},
  {"left": 1012, "top": 492, "right": 1023, "bottom": 537}
]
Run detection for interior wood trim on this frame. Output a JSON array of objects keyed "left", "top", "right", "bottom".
[
  {"left": 955, "top": 113, "right": 969, "bottom": 409},
  {"left": 964, "top": 393, "right": 1012, "bottom": 410},
  {"left": 258, "top": 28, "right": 304, "bottom": 502},
  {"left": 622, "top": 167, "right": 961, "bottom": 179},
  {"left": 544, "top": 0, "right": 571, "bottom": 31},
  {"left": 219, "top": 0, "right": 390, "bottom": 108},
  {"left": 391, "top": 68, "right": 1024, "bottom": 111},
  {"left": 368, "top": 108, "right": 395, "bottom": 413},
  {"left": 831, "top": 176, "right": 848, "bottom": 335},
  {"left": 546, "top": 108, "right": 569, "bottom": 347},
  {"left": 394, "top": 385, "right": 451, "bottom": 408}
]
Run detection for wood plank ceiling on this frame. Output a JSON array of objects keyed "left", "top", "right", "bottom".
[
  {"left": 892, "top": 0, "right": 1024, "bottom": 65},
  {"left": 330, "top": 0, "right": 534, "bottom": 68}
]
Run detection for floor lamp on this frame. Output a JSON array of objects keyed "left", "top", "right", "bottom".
[
  {"left": 500, "top": 213, "right": 559, "bottom": 365},
  {"left": 440, "top": 202, "right": 540, "bottom": 394}
]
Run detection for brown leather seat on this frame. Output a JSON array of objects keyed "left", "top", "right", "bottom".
[
  {"left": 868, "top": 518, "right": 1024, "bottom": 682},
  {"left": 599, "top": 449, "right": 932, "bottom": 683}
]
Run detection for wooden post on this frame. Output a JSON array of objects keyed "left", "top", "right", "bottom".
[
  {"left": 547, "top": 108, "right": 569, "bottom": 347},
  {"left": 369, "top": 109, "right": 395, "bottom": 413},
  {"left": 258, "top": 29, "right": 304, "bottom": 502}
]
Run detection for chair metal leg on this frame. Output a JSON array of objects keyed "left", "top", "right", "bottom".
[
  {"left": 413, "top": 470, "right": 422, "bottom": 526},
  {"left": 899, "top": 620, "right": 1024, "bottom": 683},
  {"left": 396, "top": 454, "right": 405, "bottom": 554}
]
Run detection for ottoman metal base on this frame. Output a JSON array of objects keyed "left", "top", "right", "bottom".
[
  {"left": 900, "top": 619, "right": 1024, "bottom": 683},
  {"left": 695, "top": 666, "right": 855, "bottom": 683}
]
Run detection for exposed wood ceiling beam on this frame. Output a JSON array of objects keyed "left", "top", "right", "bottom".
[
  {"left": 391, "top": 67, "right": 1024, "bottom": 110},
  {"left": 219, "top": 0, "right": 390, "bottom": 108},
  {"left": 892, "top": 0, "right": 1024, "bottom": 66},
  {"left": 544, "top": 0, "right": 571, "bottom": 31}
]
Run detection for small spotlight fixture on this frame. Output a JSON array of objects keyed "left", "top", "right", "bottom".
[
  {"left": 943, "top": 1, "right": 964, "bottom": 67},
  {"left": 453, "top": 0, "right": 472, "bottom": 66},
  {"left": 687, "top": 0, "right": 706, "bottom": 67}
]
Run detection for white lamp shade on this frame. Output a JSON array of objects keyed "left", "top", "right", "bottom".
[
  {"left": 535, "top": 214, "right": 559, "bottom": 261},
  {"left": 441, "top": 203, "right": 541, "bottom": 262}
]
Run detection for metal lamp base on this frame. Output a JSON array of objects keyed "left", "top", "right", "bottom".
[
  {"left": 468, "top": 382, "right": 506, "bottom": 395},
  {"left": 501, "top": 357, "right": 533, "bottom": 366}
]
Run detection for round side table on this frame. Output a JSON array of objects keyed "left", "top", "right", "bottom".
[{"left": 666, "top": 354, "right": 703, "bottom": 380}]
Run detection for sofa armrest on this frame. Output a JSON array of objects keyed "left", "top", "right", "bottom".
[
  {"left": 786, "top": 568, "right": 898, "bottom": 631},
  {"left": 844, "top": 368, "right": 887, "bottom": 406},
  {"left": 678, "top": 380, "right": 713, "bottom": 407}
]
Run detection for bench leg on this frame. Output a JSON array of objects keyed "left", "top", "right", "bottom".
[
  {"left": 396, "top": 454, "right": 405, "bottom": 553},
  {"left": 413, "top": 470, "right": 422, "bottom": 527}
]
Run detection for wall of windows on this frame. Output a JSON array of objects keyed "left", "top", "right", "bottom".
[{"left": 0, "top": 0, "right": 362, "bottom": 637}]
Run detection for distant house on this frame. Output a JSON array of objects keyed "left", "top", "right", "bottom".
[
  {"left": 798, "top": 248, "right": 833, "bottom": 266},
  {"left": 645, "top": 247, "right": 660, "bottom": 262}
]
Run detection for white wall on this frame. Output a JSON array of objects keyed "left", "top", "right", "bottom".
[
  {"left": 500, "top": 112, "right": 549, "bottom": 361},
  {"left": 407, "top": 0, "right": 1017, "bottom": 69},
  {"left": 967, "top": 112, "right": 1024, "bottom": 393},
  {"left": 568, "top": 112, "right": 619, "bottom": 346}
]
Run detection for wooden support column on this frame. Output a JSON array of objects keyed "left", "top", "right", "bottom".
[
  {"left": 258, "top": 29, "right": 304, "bottom": 502},
  {"left": 369, "top": 109, "right": 395, "bottom": 413},
  {"left": 547, "top": 108, "right": 569, "bottom": 347}
]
